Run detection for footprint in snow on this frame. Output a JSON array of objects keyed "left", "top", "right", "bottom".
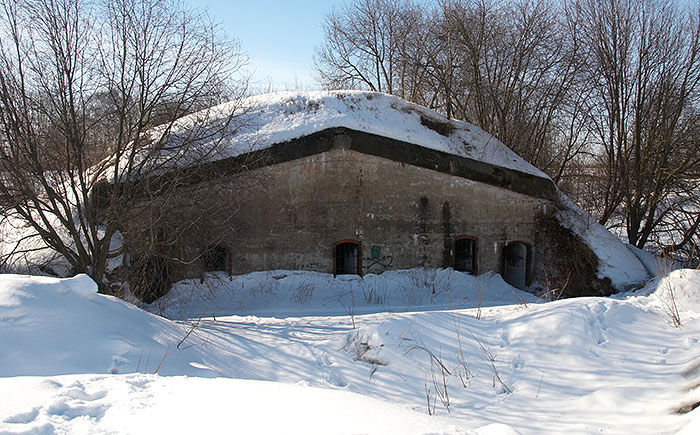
[
  {"left": 315, "top": 352, "right": 333, "bottom": 367},
  {"left": 683, "top": 337, "right": 699, "bottom": 349},
  {"left": 63, "top": 384, "right": 107, "bottom": 402},
  {"left": 46, "top": 399, "right": 107, "bottom": 421},
  {"left": 324, "top": 371, "right": 348, "bottom": 388},
  {"left": 511, "top": 354, "right": 525, "bottom": 369},
  {"left": 500, "top": 330, "right": 511, "bottom": 346},
  {"left": 589, "top": 301, "right": 609, "bottom": 329},
  {"left": 38, "top": 381, "right": 111, "bottom": 421},
  {"left": 585, "top": 304, "right": 608, "bottom": 345},
  {"left": 4, "top": 408, "right": 40, "bottom": 424},
  {"left": 305, "top": 347, "right": 346, "bottom": 387},
  {"left": 125, "top": 376, "right": 153, "bottom": 389}
]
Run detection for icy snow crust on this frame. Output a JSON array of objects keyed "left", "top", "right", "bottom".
[
  {"left": 2, "top": 271, "right": 699, "bottom": 434},
  {"left": 176, "top": 91, "right": 550, "bottom": 179}
]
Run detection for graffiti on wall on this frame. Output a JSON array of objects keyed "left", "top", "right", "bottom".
[{"left": 364, "top": 245, "right": 393, "bottom": 272}]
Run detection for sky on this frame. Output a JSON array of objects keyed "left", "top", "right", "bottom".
[{"left": 188, "top": 0, "right": 349, "bottom": 91}]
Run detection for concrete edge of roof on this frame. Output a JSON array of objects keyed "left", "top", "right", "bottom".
[{"left": 202, "top": 127, "right": 557, "bottom": 202}]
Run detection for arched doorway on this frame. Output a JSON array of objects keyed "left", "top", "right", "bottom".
[
  {"left": 454, "top": 236, "right": 477, "bottom": 273},
  {"left": 203, "top": 244, "right": 231, "bottom": 274},
  {"left": 334, "top": 240, "right": 361, "bottom": 276},
  {"left": 503, "top": 242, "right": 530, "bottom": 289}
]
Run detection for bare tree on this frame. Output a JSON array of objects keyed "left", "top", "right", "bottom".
[
  {"left": 575, "top": 0, "right": 700, "bottom": 254},
  {"left": 422, "top": 1, "right": 462, "bottom": 119},
  {"left": 0, "top": 0, "right": 250, "bottom": 297},
  {"left": 316, "top": 0, "right": 589, "bottom": 178},
  {"left": 446, "top": 0, "right": 585, "bottom": 173},
  {"left": 314, "top": 0, "right": 428, "bottom": 98}
]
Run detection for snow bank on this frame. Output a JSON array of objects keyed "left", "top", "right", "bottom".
[
  {"left": 145, "top": 268, "right": 536, "bottom": 320},
  {"left": 626, "top": 243, "right": 682, "bottom": 276},
  {"left": 555, "top": 192, "right": 649, "bottom": 290},
  {"left": 0, "top": 374, "right": 477, "bottom": 435},
  {"left": 636, "top": 268, "right": 700, "bottom": 318},
  {"left": 657, "top": 269, "right": 700, "bottom": 314},
  {"left": 0, "top": 274, "right": 208, "bottom": 377}
]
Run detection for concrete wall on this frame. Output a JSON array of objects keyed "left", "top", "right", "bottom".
[{"left": 178, "top": 136, "right": 555, "bottom": 284}]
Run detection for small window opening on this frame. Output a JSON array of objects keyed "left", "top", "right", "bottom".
[
  {"left": 454, "top": 237, "right": 477, "bottom": 273},
  {"left": 334, "top": 241, "right": 361, "bottom": 275},
  {"left": 203, "top": 245, "right": 230, "bottom": 273}
]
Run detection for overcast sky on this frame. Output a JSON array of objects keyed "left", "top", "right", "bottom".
[{"left": 188, "top": 0, "right": 349, "bottom": 91}]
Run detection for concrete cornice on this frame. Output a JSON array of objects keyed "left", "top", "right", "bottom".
[{"left": 210, "top": 127, "right": 557, "bottom": 201}]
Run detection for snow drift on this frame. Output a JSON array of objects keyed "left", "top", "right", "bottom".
[
  {"left": 1, "top": 271, "right": 699, "bottom": 434},
  {"left": 0, "top": 274, "right": 207, "bottom": 377}
]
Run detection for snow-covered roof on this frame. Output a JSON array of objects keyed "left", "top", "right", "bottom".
[{"left": 176, "top": 91, "right": 550, "bottom": 180}]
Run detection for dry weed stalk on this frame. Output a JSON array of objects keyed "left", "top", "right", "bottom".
[
  {"left": 467, "top": 329, "right": 512, "bottom": 394},
  {"left": 154, "top": 345, "right": 171, "bottom": 374},
  {"left": 405, "top": 344, "right": 452, "bottom": 376},
  {"left": 336, "top": 289, "right": 357, "bottom": 329},
  {"left": 177, "top": 299, "right": 214, "bottom": 350},
  {"left": 453, "top": 317, "right": 472, "bottom": 388},
  {"left": 475, "top": 280, "right": 483, "bottom": 320},
  {"left": 537, "top": 271, "right": 570, "bottom": 303},
  {"left": 657, "top": 258, "right": 682, "bottom": 327},
  {"left": 406, "top": 343, "right": 452, "bottom": 412},
  {"left": 512, "top": 291, "right": 528, "bottom": 308},
  {"left": 292, "top": 280, "right": 315, "bottom": 304},
  {"left": 661, "top": 280, "right": 682, "bottom": 328},
  {"left": 431, "top": 351, "right": 451, "bottom": 411},
  {"left": 536, "top": 370, "right": 545, "bottom": 398},
  {"left": 425, "top": 382, "right": 435, "bottom": 415}
]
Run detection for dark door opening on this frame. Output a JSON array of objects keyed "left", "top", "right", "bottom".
[
  {"left": 334, "top": 241, "right": 360, "bottom": 275},
  {"left": 503, "top": 242, "right": 530, "bottom": 289},
  {"left": 203, "top": 245, "right": 230, "bottom": 274},
  {"left": 454, "top": 237, "right": 476, "bottom": 273},
  {"left": 129, "top": 254, "right": 171, "bottom": 303}
]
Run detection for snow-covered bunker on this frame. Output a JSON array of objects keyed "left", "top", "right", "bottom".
[{"left": 130, "top": 91, "right": 647, "bottom": 299}]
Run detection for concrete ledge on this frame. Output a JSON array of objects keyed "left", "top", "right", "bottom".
[{"left": 204, "top": 127, "right": 557, "bottom": 201}]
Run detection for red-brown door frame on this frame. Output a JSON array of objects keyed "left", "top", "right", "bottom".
[{"left": 333, "top": 240, "right": 362, "bottom": 277}]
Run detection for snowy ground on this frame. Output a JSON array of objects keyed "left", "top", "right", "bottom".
[
  {"left": 1, "top": 269, "right": 699, "bottom": 434},
  {"left": 145, "top": 268, "right": 539, "bottom": 319}
]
